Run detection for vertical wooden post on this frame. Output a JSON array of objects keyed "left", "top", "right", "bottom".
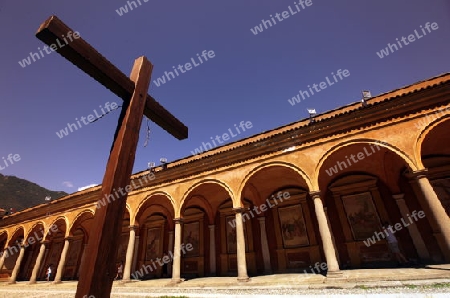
[{"left": 75, "top": 57, "right": 152, "bottom": 298}]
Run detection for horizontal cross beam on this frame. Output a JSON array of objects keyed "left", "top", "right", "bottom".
[{"left": 36, "top": 15, "right": 188, "bottom": 140}]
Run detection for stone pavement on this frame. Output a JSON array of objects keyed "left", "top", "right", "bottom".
[{"left": 0, "top": 264, "right": 449, "bottom": 297}]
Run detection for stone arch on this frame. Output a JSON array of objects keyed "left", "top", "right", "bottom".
[
  {"left": 46, "top": 216, "right": 68, "bottom": 239},
  {"left": 181, "top": 195, "right": 214, "bottom": 224},
  {"left": 180, "top": 180, "right": 234, "bottom": 214},
  {"left": 24, "top": 221, "right": 46, "bottom": 240},
  {"left": 415, "top": 114, "right": 450, "bottom": 168},
  {"left": 7, "top": 226, "right": 25, "bottom": 246},
  {"left": 315, "top": 138, "right": 418, "bottom": 187},
  {"left": 0, "top": 231, "right": 7, "bottom": 251},
  {"left": 135, "top": 203, "right": 175, "bottom": 230},
  {"left": 26, "top": 221, "right": 46, "bottom": 234},
  {"left": 135, "top": 191, "right": 175, "bottom": 224},
  {"left": 123, "top": 203, "right": 132, "bottom": 223},
  {"left": 238, "top": 161, "right": 313, "bottom": 199},
  {"left": 69, "top": 210, "right": 94, "bottom": 231},
  {"left": 243, "top": 183, "right": 262, "bottom": 205},
  {"left": 68, "top": 210, "right": 94, "bottom": 238}
]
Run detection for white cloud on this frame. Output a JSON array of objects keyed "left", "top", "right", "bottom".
[
  {"left": 62, "top": 181, "right": 74, "bottom": 188},
  {"left": 78, "top": 183, "right": 98, "bottom": 191}
]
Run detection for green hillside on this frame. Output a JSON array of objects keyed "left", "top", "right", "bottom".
[{"left": 0, "top": 173, "right": 67, "bottom": 214}]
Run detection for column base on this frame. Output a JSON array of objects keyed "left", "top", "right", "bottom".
[
  {"left": 52, "top": 280, "right": 62, "bottom": 285},
  {"left": 325, "top": 270, "right": 346, "bottom": 282},
  {"left": 7, "top": 281, "right": 16, "bottom": 285},
  {"left": 119, "top": 279, "right": 139, "bottom": 284},
  {"left": 237, "top": 276, "right": 250, "bottom": 282},
  {"left": 169, "top": 278, "right": 185, "bottom": 284}
]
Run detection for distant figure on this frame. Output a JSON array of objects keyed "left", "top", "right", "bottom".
[
  {"left": 46, "top": 265, "right": 52, "bottom": 281},
  {"left": 382, "top": 222, "right": 409, "bottom": 266},
  {"left": 115, "top": 261, "right": 124, "bottom": 280}
]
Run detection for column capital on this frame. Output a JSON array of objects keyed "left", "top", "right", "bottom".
[
  {"left": 173, "top": 217, "right": 184, "bottom": 224},
  {"left": 257, "top": 216, "right": 266, "bottom": 222},
  {"left": 309, "top": 191, "right": 321, "bottom": 200},
  {"left": 407, "top": 168, "right": 428, "bottom": 180},
  {"left": 232, "top": 207, "right": 246, "bottom": 214},
  {"left": 40, "top": 240, "right": 51, "bottom": 246},
  {"left": 392, "top": 193, "right": 405, "bottom": 201},
  {"left": 128, "top": 225, "right": 139, "bottom": 231},
  {"left": 208, "top": 224, "right": 215, "bottom": 229}
]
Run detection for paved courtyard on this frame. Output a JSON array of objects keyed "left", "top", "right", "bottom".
[{"left": 0, "top": 264, "right": 449, "bottom": 297}]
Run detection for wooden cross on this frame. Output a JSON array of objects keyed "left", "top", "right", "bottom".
[{"left": 36, "top": 16, "right": 188, "bottom": 298}]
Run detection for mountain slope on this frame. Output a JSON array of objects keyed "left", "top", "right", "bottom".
[{"left": 0, "top": 173, "right": 67, "bottom": 213}]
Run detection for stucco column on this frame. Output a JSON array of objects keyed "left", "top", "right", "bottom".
[
  {"left": 393, "top": 193, "right": 430, "bottom": 260},
  {"left": 233, "top": 208, "right": 249, "bottom": 281},
  {"left": 324, "top": 207, "right": 340, "bottom": 262},
  {"left": 8, "top": 244, "right": 26, "bottom": 284},
  {"left": 171, "top": 218, "right": 184, "bottom": 283},
  {"left": 132, "top": 236, "right": 140, "bottom": 274},
  {"left": 123, "top": 225, "right": 138, "bottom": 281},
  {"left": 39, "top": 245, "right": 50, "bottom": 278},
  {"left": 208, "top": 225, "right": 216, "bottom": 275},
  {"left": 0, "top": 249, "right": 7, "bottom": 271},
  {"left": 29, "top": 241, "right": 48, "bottom": 284},
  {"left": 310, "top": 191, "right": 340, "bottom": 275},
  {"left": 53, "top": 237, "right": 72, "bottom": 283},
  {"left": 413, "top": 170, "right": 450, "bottom": 255},
  {"left": 257, "top": 217, "right": 271, "bottom": 274}
]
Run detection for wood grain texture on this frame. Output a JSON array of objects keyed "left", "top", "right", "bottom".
[{"left": 75, "top": 57, "right": 152, "bottom": 298}]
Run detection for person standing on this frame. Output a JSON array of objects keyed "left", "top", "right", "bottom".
[
  {"left": 46, "top": 265, "right": 52, "bottom": 281},
  {"left": 115, "top": 261, "right": 124, "bottom": 280}
]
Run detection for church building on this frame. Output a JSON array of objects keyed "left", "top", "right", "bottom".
[{"left": 0, "top": 73, "right": 449, "bottom": 283}]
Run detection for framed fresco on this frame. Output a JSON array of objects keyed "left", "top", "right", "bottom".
[
  {"left": 183, "top": 221, "right": 200, "bottom": 257},
  {"left": 278, "top": 204, "right": 309, "bottom": 248},
  {"left": 341, "top": 192, "right": 381, "bottom": 240},
  {"left": 145, "top": 227, "right": 161, "bottom": 261}
]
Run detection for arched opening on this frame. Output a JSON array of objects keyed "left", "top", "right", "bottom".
[
  {"left": 420, "top": 118, "right": 450, "bottom": 217},
  {"left": 134, "top": 194, "right": 174, "bottom": 280},
  {"left": 66, "top": 210, "right": 94, "bottom": 280},
  {"left": 41, "top": 218, "right": 67, "bottom": 281},
  {"left": 239, "top": 165, "right": 316, "bottom": 276},
  {"left": 19, "top": 222, "right": 45, "bottom": 281},
  {"left": 318, "top": 142, "right": 441, "bottom": 269},
  {"left": 0, "top": 227, "right": 24, "bottom": 278},
  {"left": 181, "top": 181, "right": 229, "bottom": 278}
]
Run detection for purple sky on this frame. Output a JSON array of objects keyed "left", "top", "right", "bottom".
[{"left": 0, "top": 0, "right": 449, "bottom": 195}]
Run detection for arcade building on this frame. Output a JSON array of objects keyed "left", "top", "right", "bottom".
[{"left": 0, "top": 73, "right": 450, "bottom": 283}]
